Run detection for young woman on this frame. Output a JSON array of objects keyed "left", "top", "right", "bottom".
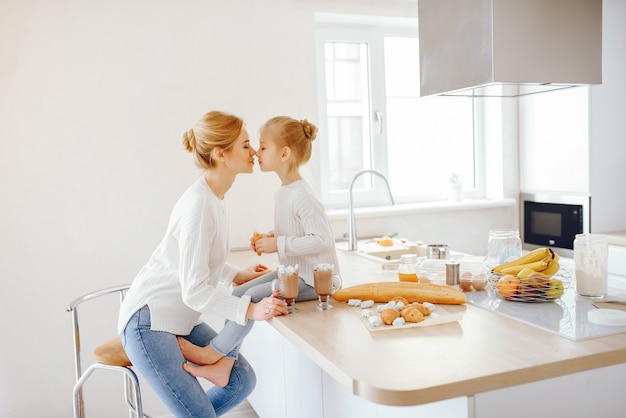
[
  {"left": 117, "top": 110, "right": 287, "bottom": 418},
  {"left": 178, "top": 116, "right": 340, "bottom": 384}
]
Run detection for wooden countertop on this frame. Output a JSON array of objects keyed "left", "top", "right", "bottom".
[{"left": 228, "top": 246, "right": 626, "bottom": 407}]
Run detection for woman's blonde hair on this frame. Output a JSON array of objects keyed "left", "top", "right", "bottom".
[
  {"left": 182, "top": 110, "right": 244, "bottom": 169},
  {"left": 263, "top": 116, "right": 318, "bottom": 171}
]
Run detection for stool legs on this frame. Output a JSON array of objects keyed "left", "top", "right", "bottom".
[{"left": 73, "top": 363, "right": 146, "bottom": 418}]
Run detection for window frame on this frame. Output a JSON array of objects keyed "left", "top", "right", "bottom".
[{"left": 316, "top": 19, "right": 485, "bottom": 210}]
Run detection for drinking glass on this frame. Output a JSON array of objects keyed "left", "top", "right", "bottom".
[
  {"left": 272, "top": 265, "right": 299, "bottom": 314},
  {"left": 313, "top": 263, "right": 342, "bottom": 310}
]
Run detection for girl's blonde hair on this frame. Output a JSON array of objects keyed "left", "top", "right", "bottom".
[
  {"left": 182, "top": 110, "right": 244, "bottom": 169},
  {"left": 263, "top": 116, "right": 318, "bottom": 171}
]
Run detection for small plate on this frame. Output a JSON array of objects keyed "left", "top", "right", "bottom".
[
  {"left": 588, "top": 308, "right": 626, "bottom": 326},
  {"left": 353, "top": 304, "right": 465, "bottom": 332}
]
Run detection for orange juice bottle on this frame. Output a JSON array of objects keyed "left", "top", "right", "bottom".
[{"left": 398, "top": 254, "right": 419, "bottom": 282}]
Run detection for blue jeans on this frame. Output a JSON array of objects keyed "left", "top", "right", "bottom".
[
  {"left": 121, "top": 306, "right": 256, "bottom": 418},
  {"left": 210, "top": 271, "right": 318, "bottom": 359}
]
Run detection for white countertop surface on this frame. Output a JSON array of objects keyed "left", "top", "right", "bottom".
[
  {"left": 466, "top": 286, "right": 626, "bottom": 341},
  {"left": 603, "top": 230, "right": 626, "bottom": 246}
]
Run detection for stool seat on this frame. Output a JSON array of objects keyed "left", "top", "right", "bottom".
[{"left": 94, "top": 336, "right": 132, "bottom": 367}]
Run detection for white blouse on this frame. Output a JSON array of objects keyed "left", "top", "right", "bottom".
[
  {"left": 118, "top": 177, "right": 251, "bottom": 336},
  {"left": 273, "top": 180, "right": 340, "bottom": 287}
]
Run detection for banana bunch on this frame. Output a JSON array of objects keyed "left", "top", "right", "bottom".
[{"left": 492, "top": 247, "right": 561, "bottom": 276}]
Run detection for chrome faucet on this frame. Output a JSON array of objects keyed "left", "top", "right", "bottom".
[{"left": 347, "top": 169, "right": 395, "bottom": 251}]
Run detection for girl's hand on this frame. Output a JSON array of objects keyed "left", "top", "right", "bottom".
[
  {"left": 250, "top": 232, "right": 276, "bottom": 255},
  {"left": 254, "top": 235, "right": 279, "bottom": 255},
  {"left": 250, "top": 232, "right": 263, "bottom": 254}
]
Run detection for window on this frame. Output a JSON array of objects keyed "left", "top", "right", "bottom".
[{"left": 316, "top": 19, "right": 481, "bottom": 209}]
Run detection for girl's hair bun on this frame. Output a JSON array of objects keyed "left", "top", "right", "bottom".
[{"left": 301, "top": 119, "right": 318, "bottom": 141}]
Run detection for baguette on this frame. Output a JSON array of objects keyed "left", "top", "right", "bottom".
[{"left": 332, "top": 281, "right": 466, "bottom": 305}]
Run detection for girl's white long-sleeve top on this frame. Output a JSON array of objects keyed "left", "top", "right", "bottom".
[
  {"left": 274, "top": 180, "right": 340, "bottom": 287},
  {"left": 118, "top": 177, "right": 251, "bottom": 336}
]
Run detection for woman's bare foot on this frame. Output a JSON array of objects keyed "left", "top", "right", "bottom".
[
  {"left": 177, "top": 337, "right": 223, "bottom": 365},
  {"left": 182, "top": 357, "right": 235, "bottom": 387}
]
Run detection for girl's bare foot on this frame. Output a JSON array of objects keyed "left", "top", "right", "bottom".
[
  {"left": 177, "top": 337, "right": 223, "bottom": 365},
  {"left": 182, "top": 357, "right": 235, "bottom": 387}
]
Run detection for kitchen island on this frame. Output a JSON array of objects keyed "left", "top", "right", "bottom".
[{"left": 227, "top": 246, "right": 626, "bottom": 418}]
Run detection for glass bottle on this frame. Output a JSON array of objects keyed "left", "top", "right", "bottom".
[
  {"left": 574, "top": 233, "right": 608, "bottom": 298},
  {"left": 487, "top": 229, "right": 522, "bottom": 266},
  {"left": 398, "top": 254, "right": 418, "bottom": 282}
]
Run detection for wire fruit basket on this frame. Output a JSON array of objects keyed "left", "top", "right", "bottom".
[{"left": 487, "top": 267, "right": 572, "bottom": 303}]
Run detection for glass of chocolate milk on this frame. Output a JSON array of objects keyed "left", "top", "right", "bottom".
[
  {"left": 313, "top": 263, "right": 342, "bottom": 310},
  {"left": 272, "top": 264, "right": 300, "bottom": 314}
]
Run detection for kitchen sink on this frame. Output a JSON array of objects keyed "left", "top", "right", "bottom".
[{"left": 336, "top": 239, "right": 418, "bottom": 263}]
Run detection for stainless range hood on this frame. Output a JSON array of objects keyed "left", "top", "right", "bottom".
[{"left": 418, "top": 0, "right": 602, "bottom": 98}]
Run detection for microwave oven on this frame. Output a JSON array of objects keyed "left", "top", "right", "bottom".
[{"left": 520, "top": 192, "right": 590, "bottom": 256}]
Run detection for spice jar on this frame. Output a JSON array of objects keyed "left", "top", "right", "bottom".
[
  {"left": 487, "top": 229, "right": 522, "bottom": 266},
  {"left": 445, "top": 261, "right": 460, "bottom": 288},
  {"left": 398, "top": 254, "right": 418, "bottom": 282},
  {"left": 427, "top": 244, "right": 449, "bottom": 259}
]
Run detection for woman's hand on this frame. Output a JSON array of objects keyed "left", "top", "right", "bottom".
[
  {"left": 247, "top": 290, "right": 287, "bottom": 320},
  {"left": 233, "top": 264, "right": 270, "bottom": 285}
]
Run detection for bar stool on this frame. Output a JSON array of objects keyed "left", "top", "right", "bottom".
[{"left": 67, "top": 284, "right": 150, "bottom": 418}]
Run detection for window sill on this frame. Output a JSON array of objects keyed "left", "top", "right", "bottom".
[{"left": 326, "top": 198, "right": 517, "bottom": 221}]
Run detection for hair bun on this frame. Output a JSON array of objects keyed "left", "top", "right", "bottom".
[
  {"left": 182, "top": 128, "right": 196, "bottom": 152},
  {"left": 301, "top": 119, "right": 318, "bottom": 141}
]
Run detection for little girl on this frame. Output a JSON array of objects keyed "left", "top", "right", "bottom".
[{"left": 178, "top": 116, "right": 340, "bottom": 385}]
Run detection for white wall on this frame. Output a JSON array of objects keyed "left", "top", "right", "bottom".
[
  {"left": 0, "top": 1, "right": 317, "bottom": 416},
  {"left": 519, "top": 87, "right": 590, "bottom": 193},
  {"left": 589, "top": 0, "right": 626, "bottom": 233},
  {"left": 0, "top": 0, "right": 420, "bottom": 417},
  {"left": 518, "top": 0, "right": 626, "bottom": 234}
]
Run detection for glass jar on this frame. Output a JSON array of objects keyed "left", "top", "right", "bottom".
[
  {"left": 398, "top": 254, "right": 418, "bottom": 282},
  {"left": 574, "top": 233, "right": 608, "bottom": 298},
  {"left": 427, "top": 244, "right": 449, "bottom": 259},
  {"left": 487, "top": 229, "right": 522, "bottom": 266}
]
